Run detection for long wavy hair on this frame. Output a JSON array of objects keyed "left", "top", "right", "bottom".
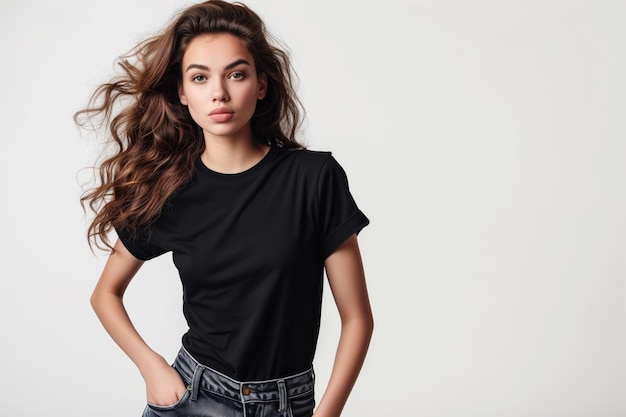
[{"left": 76, "top": 0, "right": 305, "bottom": 251}]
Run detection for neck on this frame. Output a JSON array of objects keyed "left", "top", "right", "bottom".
[{"left": 201, "top": 133, "right": 269, "bottom": 174}]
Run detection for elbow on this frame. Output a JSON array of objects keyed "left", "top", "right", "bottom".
[
  {"left": 90, "top": 288, "right": 111, "bottom": 314},
  {"left": 342, "top": 311, "right": 374, "bottom": 336},
  {"left": 354, "top": 310, "right": 374, "bottom": 338},
  {"left": 366, "top": 313, "right": 374, "bottom": 338},
  {"left": 361, "top": 303, "right": 374, "bottom": 341},
  {"left": 90, "top": 286, "right": 124, "bottom": 315},
  {"left": 89, "top": 290, "right": 100, "bottom": 312}
]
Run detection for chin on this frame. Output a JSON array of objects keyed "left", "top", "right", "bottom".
[{"left": 204, "top": 127, "right": 246, "bottom": 138}]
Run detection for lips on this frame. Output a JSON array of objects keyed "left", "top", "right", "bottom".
[{"left": 209, "top": 107, "right": 234, "bottom": 122}]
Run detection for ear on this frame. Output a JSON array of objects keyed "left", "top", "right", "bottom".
[
  {"left": 257, "top": 73, "right": 267, "bottom": 100},
  {"left": 178, "top": 83, "right": 188, "bottom": 106}
]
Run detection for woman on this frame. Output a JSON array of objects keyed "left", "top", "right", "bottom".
[{"left": 77, "top": 1, "right": 373, "bottom": 416}]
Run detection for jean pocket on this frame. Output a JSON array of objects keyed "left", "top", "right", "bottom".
[
  {"left": 146, "top": 386, "right": 191, "bottom": 413},
  {"left": 287, "top": 389, "right": 315, "bottom": 417}
]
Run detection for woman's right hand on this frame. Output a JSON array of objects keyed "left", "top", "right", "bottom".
[{"left": 142, "top": 355, "right": 188, "bottom": 406}]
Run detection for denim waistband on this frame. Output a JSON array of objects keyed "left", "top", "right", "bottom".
[{"left": 173, "top": 346, "right": 315, "bottom": 408}]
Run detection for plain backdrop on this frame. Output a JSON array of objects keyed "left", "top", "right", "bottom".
[{"left": 1, "top": 0, "right": 624, "bottom": 416}]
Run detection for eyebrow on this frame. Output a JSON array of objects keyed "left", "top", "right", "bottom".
[{"left": 185, "top": 59, "right": 251, "bottom": 73}]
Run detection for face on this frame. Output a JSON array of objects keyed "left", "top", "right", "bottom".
[{"left": 179, "top": 33, "right": 267, "bottom": 142}]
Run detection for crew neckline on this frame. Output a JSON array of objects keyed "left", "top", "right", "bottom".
[{"left": 197, "top": 145, "right": 278, "bottom": 180}]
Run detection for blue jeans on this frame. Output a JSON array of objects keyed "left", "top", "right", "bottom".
[{"left": 143, "top": 347, "right": 315, "bottom": 417}]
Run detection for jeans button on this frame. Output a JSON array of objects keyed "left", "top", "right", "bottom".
[{"left": 242, "top": 386, "right": 251, "bottom": 395}]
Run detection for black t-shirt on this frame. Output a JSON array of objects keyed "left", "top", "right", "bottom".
[{"left": 118, "top": 146, "right": 369, "bottom": 380}]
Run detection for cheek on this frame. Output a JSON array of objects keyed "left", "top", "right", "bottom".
[
  {"left": 185, "top": 93, "right": 210, "bottom": 124},
  {"left": 241, "top": 87, "right": 261, "bottom": 108},
  {"left": 183, "top": 88, "right": 205, "bottom": 108},
  {"left": 182, "top": 91, "right": 206, "bottom": 125}
]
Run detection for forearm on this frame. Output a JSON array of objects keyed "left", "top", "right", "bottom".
[
  {"left": 90, "top": 291, "right": 162, "bottom": 375},
  {"left": 314, "top": 316, "right": 374, "bottom": 417}
]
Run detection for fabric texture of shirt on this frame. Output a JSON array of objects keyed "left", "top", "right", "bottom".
[{"left": 117, "top": 146, "right": 369, "bottom": 380}]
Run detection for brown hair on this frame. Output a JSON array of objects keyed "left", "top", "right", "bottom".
[{"left": 76, "top": 0, "right": 305, "bottom": 251}]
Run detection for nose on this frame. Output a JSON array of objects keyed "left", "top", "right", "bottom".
[{"left": 212, "top": 78, "right": 229, "bottom": 102}]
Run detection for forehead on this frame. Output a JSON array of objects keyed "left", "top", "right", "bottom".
[{"left": 182, "top": 33, "right": 255, "bottom": 68}]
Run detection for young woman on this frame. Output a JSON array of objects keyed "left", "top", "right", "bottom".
[{"left": 77, "top": 1, "right": 373, "bottom": 416}]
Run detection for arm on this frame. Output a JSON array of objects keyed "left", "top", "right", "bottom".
[
  {"left": 90, "top": 238, "right": 187, "bottom": 406},
  {"left": 314, "top": 234, "right": 374, "bottom": 417}
]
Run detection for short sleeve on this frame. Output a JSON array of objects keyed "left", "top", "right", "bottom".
[
  {"left": 115, "top": 226, "right": 167, "bottom": 261},
  {"left": 317, "top": 154, "right": 369, "bottom": 259}
]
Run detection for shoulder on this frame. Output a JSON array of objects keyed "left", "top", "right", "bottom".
[
  {"left": 276, "top": 148, "right": 336, "bottom": 174},
  {"left": 274, "top": 148, "right": 354, "bottom": 194},
  {"left": 282, "top": 148, "right": 332, "bottom": 163}
]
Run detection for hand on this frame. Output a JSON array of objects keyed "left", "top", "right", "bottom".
[{"left": 142, "top": 355, "right": 188, "bottom": 406}]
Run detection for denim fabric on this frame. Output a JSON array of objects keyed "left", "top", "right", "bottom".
[{"left": 143, "top": 347, "right": 315, "bottom": 417}]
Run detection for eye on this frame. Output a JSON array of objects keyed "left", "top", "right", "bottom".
[
  {"left": 191, "top": 74, "right": 206, "bottom": 82},
  {"left": 229, "top": 71, "right": 245, "bottom": 80}
]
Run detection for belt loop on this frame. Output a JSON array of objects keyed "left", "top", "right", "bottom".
[
  {"left": 277, "top": 379, "right": 287, "bottom": 412},
  {"left": 190, "top": 365, "right": 205, "bottom": 401}
]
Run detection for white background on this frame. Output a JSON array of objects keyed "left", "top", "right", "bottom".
[{"left": 1, "top": 0, "right": 625, "bottom": 416}]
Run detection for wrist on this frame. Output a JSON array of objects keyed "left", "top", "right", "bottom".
[
  {"left": 136, "top": 351, "right": 167, "bottom": 379},
  {"left": 313, "top": 403, "right": 341, "bottom": 417}
]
